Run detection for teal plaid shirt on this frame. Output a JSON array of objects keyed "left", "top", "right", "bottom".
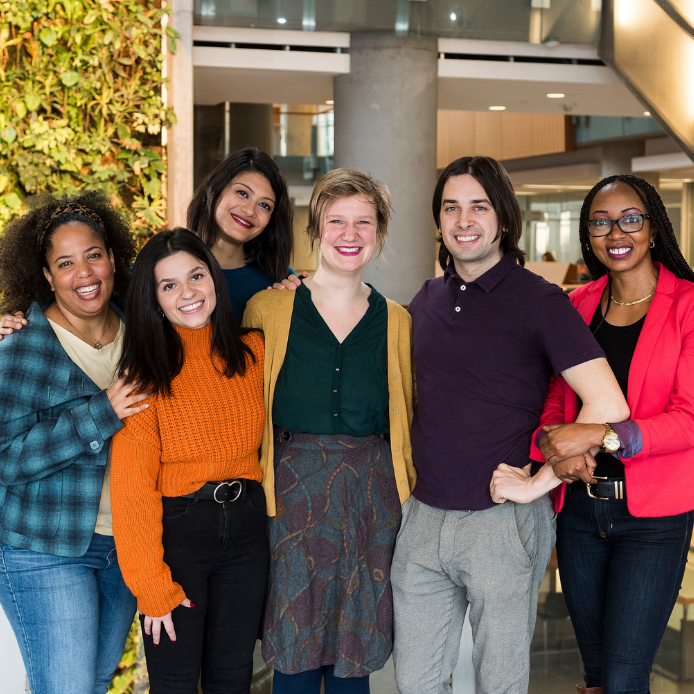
[{"left": 0, "top": 302, "right": 124, "bottom": 557}]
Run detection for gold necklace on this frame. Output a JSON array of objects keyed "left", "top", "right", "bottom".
[
  {"left": 55, "top": 304, "right": 110, "bottom": 350},
  {"left": 611, "top": 290, "right": 655, "bottom": 307}
]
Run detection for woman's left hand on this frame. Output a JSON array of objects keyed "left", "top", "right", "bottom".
[
  {"left": 490, "top": 463, "right": 533, "bottom": 504},
  {"left": 142, "top": 598, "right": 194, "bottom": 646},
  {"left": 539, "top": 423, "right": 605, "bottom": 464}
]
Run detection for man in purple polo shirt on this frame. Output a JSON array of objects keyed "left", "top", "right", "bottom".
[{"left": 391, "top": 156, "right": 629, "bottom": 694}]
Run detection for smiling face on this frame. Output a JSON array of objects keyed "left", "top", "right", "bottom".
[
  {"left": 214, "top": 171, "right": 276, "bottom": 246},
  {"left": 439, "top": 174, "right": 503, "bottom": 277},
  {"left": 154, "top": 251, "right": 217, "bottom": 329},
  {"left": 588, "top": 181, "right": 655, "bottom": 273},
  {"left": 42, "top": 221, "right": 115, "bottom": 319},
  {"left": 318, "top": 195, "right": 378, "bottom": 275}
]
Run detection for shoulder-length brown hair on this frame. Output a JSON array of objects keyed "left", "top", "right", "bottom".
[
  {"left": 186, "top": 147, "right": 293, "bottom": 283},
  {"left": 433, "top": 156, "right": 525, "bottom": 271}
]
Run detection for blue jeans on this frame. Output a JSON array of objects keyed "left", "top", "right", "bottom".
[
  {"left": 0, "top": 533, "right": 137, "bottom": 694},
  {"left": 273, "top": 666, "right": 370, "bottom": 693},
  {"left": 556, "top": 484, "right": 694, "bottom": 694}
]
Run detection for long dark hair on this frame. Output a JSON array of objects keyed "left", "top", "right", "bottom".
[
  {"left": 118, "top": 228, "right": 255, "bottom": 397},
  {"left": 433, "top": 156, "right": 525, "bottom": 271},
  {"left": 0, "top": 190, "right": 135, "bottom": 313},
  {"left": 580, "top": 174, "right": 694, "bottom": 282},
  {"left": 186, "top": 147, "right": 293, "bottom": 283}
]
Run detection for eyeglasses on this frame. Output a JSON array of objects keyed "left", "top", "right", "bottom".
[{"left": 587, "top": 213, "right": 650, "bottom": 237}]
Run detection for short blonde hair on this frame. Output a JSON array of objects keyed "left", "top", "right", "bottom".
[{"left": 306, "top": 168, "right": 392, "bottom": 253}]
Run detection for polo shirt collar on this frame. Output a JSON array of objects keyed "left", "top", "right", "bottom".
[{"left": 444, "top": 253, "right": 517, "bottom": 293}]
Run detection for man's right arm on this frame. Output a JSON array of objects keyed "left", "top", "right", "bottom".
[{"left": 540, "top": 358, "right": 630, "bottom": 464}]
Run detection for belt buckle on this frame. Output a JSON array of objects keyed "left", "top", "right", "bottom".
[
  {"left": 213, "top": 480, "right": 243, "bottom": 503},
  {"left": 586, "top": 476, "right": 608, "bottom": 500}
]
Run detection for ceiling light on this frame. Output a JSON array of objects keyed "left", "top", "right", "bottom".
[
  {"left": 643, "top": 111, "right": 651, "bottom": 116},
  {"left": 450, "top": 13, "right": 457, "bottom": 20},
  {"left": 489, "top": 106, "right": 506, "bottom": 111},
  {"left": 546, "top": 93, "right": 565, "bottom": 98},
  {"left": 277, "top": 17, "right": 287, "bottom": 24},
  {"left": 326, "top": 100, "right": 334, "bottom": 105}
]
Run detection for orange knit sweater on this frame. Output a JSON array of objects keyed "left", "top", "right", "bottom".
[{"left": 111, "top": 324, "right": 265, "bottom": 617}]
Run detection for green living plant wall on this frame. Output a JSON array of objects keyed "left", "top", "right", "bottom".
[{"left": 0, "top": 0, "right": 177, "bottom": 239}]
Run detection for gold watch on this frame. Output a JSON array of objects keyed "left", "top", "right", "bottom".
[{"left": 601, "top": 423, "right": 620, "bottom": 453}]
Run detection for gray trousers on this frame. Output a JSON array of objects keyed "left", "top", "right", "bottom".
[{"left": 392, "top": 495, "right": 556, "bottom": 694}]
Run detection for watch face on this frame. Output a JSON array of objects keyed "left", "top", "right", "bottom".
[{"left": 604, "top": 432, "right": 620, "bottom": 451}]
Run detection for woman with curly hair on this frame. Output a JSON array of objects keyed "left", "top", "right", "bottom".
[
  {"left": 491, "top": 174, "right": 694, "bottom": 694},
  {"left": 0, "top": 191, "right": 149, "bottom": 694}
]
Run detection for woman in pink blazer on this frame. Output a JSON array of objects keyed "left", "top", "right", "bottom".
[{"left": 491, "top": 174, "right": 694, "bottom": 694}]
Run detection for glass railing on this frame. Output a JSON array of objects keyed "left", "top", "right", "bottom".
[{"left": 194, "top": 0, "right": 601, "bottom": 45}]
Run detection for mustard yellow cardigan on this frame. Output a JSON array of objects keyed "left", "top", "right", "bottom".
[{"left": 242, "top": 288, "right": 417, "bottom": 516}]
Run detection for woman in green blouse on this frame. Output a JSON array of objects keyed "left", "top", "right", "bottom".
[{"left": 243, "top": 168, "right": 416, "bottom": 694}]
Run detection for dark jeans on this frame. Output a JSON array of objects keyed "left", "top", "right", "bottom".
[
  {"left": 142, "top": 482, "right": 269, "bottom": 694},
  {"left": 272, "top": 667, "right": 370, "bottom": 693},
  {"left": 556, "top": 484, "right": 693, "bottom": 694}
]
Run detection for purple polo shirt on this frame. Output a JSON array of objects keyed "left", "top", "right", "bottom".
[{"left": 408, "top": 254, "right": 605, "bottom": 511}]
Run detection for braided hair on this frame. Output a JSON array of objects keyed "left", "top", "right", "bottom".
[{"left": 580, "top": 174, "right": 694, "bottom": 282}]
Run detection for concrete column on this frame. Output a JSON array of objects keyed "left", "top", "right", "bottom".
[
  {"left": 166, "top": 0, "right": 194, "bottom": 228},
  {"left": 600, "top": 141, "right": 644, "bottom": 178},
  {"left": 334, "top": 33, "right": 438, "bottom": 304},
  {"left": 681, "top": 182, "right": 694, "bottom": 266},
  {"left": 228, "top": 103, "right": 274, "bottom": 155}
]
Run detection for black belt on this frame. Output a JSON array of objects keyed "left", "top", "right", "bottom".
[
  {"left": 573, "top": 477, "right": 626, "bottom": 500},
  {"left": 178, "top": 479, "right": 261, "bottom": 503}
]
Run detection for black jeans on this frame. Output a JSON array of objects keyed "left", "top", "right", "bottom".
[
  {"left": 557, "top": 483, "right": 694, "bottom": 694},
  {"left": 142, "top": 481, "right": 269, "bottom": 694}
]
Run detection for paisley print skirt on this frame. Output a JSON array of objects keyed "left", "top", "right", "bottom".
[{"left": 261, "top": 428, "right": 401, "bottom": 678}]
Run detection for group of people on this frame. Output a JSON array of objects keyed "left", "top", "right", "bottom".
[{"left": 0, "top": 147, "right": 692, "bottom": 694}]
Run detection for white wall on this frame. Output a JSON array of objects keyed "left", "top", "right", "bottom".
[{"left": 0, "top": 606, "right": 29, "bottom": 693}]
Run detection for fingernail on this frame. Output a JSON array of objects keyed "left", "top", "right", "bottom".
[
  {"left": 189, "top": 602, "right": 195, "bottom": 607},
  {"left": 172, "top": 639, "right": 176, "bottom": 643},
  {"left": 153, "top": 643, "right": 158, "bottom": 648}
]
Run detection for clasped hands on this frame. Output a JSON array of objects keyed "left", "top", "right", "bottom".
[
  {"left": 538, "top": 422, "right": 606, "bottom": 484},
  {"left": 489, "top": 422, "right": 606, "bottom": 505}
]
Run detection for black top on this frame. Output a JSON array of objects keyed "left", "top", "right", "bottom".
[
  {"left": 272, "top": 282, "right": 389, "bottom": 436},
  {"left": 588, "top": 301, "right": 646, "bottom": 478}
]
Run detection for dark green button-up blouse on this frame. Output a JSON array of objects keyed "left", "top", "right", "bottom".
[{"left": 272, "top": 282, "right": 389, "bottom": 436}]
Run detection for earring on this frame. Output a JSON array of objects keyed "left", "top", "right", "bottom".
[
  {"left": 159, "top": 309, "right": 165, "bottom": 320},
  {"left": 649, "top": 240, "right": 655, "bottom": 249}
]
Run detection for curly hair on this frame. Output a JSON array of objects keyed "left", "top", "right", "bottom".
[
  {"left": 0, "top": 190, "right": 136, "bottom": 314},
  {"left": 580, "top": 175, "right": 694, "bottom": 282}
]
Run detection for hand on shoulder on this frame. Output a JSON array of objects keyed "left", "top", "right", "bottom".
[{"left": 0, "top": 311, "right": 27, "bottom": 340}]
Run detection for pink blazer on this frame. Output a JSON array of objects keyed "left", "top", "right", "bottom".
[{"left": 530, "top": 263, "right": 694, "bottom": 517}]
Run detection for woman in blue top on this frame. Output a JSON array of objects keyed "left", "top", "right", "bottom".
[
  {"left": 0, "top": 191, "right": 149, "bottom": 694},
  {"left": 186, "top": 147, "right": 297, "bottom": 321}
]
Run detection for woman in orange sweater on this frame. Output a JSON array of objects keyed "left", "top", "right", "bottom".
[{"left": 110, "top": 228, "right": 267, "bottom": 694}]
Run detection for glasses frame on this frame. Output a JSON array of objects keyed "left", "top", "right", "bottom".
[{"left": 587, "top": 213, "right": 651, "bottom": 238}]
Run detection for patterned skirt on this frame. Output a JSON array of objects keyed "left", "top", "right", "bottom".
[{"left": 261, "top": 428, "right": 401, "bottom": 678}]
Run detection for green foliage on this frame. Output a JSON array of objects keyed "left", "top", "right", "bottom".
[
  {"left": 0, "top": 0, "right": 177, "bottom": 237},
  {"left": 108, "top": 617, "right": 149, "bottom": 694}
]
